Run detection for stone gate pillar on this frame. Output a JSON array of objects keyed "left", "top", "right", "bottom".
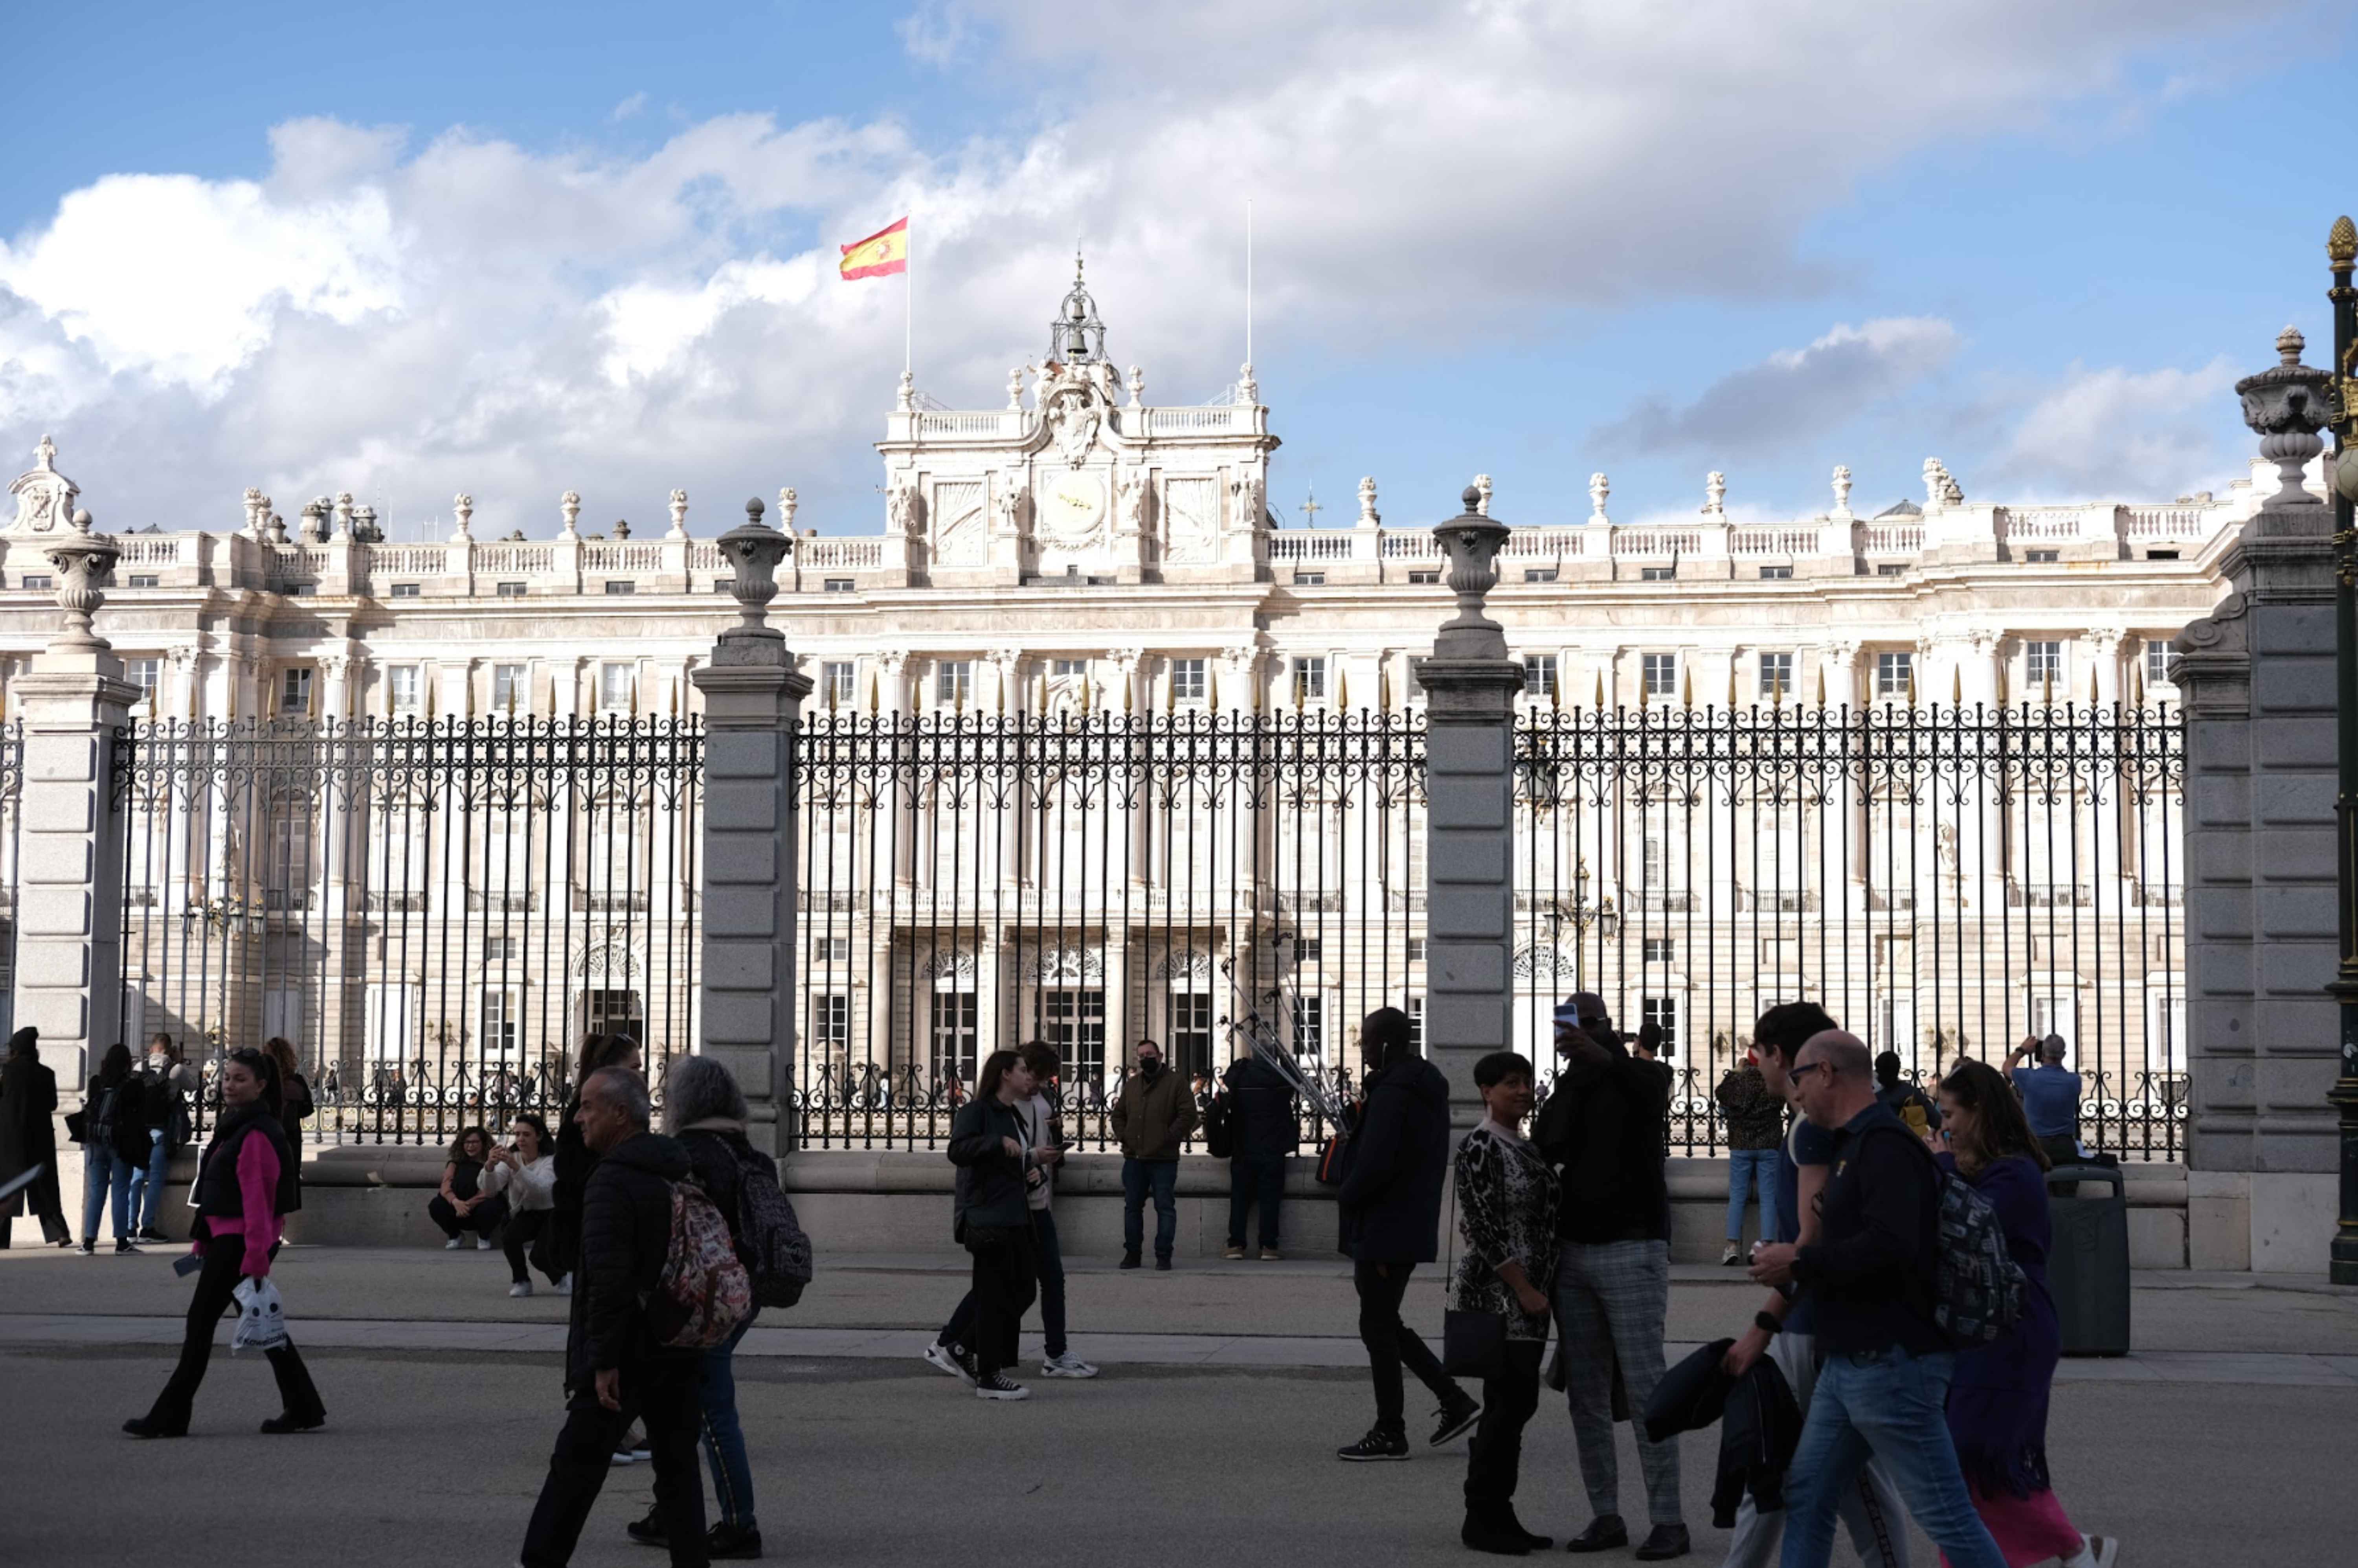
[
  {"left": 2173, "top": 328, "right": 2341, "bottom": 1272},
  {"left": 691, "top": 499, "right": 810, "bottom": 1158},
  {"left": 1418, "top": 487, "right": 1526, "bottom": 1128},
  {"left": 15, "top": 505, "right": 138, "bottom": 1090}
]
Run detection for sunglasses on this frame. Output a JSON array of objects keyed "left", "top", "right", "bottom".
[{"left": 1788, "top": 1062, "right": 1830, "bottom": 1085}]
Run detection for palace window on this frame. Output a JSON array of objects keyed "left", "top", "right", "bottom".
[
  {"left": 1758, "top": 652, "right": 1795, "bottom": 700},
  {"left": 1294, "top": 571, "right": 1326, "bottom": 586},
  {"left": 387, "top": 666, "right": 422, "bottom": 714},
  {"left": 1523, "top": 568, "right": 1557, "bottom": 583},
  {"left": 1642, "top": 652, "right": 1677, "bottom": 699},
  {"left": 821, "top": 661, "right": 856, "bottom": 707},
  {"left": 128, "top": 574, "right": 160, "bottom": 588},
  {"left": 1875, "top": 563, "right": 1906, "bottom": 577},
  {"left": 1643, "top": 936, "right": 1675, "bottom": 964},
  {"left": 1293, "top": 936, "right": 1324, "bottom": 966},
  {"left": 2143, "top": 640, "right": 2171, "bottom": 687},
  {"left": 125, "top": 658, "right": 161, "bottom": 703},
  {"left": 604, "top": 580, "right": 635, "bottom": 596},
  {"left": 1875, "top": 651, "right": 1913, "bottom": 700},
  {"left": 1522, "top": 655, "right": 1558, "bottom": 699},
  {"left": 823, "top": 578, "right": 856, "bottom": 593},
  {"left": 1051, "top": 659, "right": 1087, "bottom": 677},
  {"left": 1407, "top": 569, "right": 1441, "bottom": 584},
  {"left": 279, "top": 668, "right": 313, "bottom": 715},
  {"left": 491, "top": 664, "right": 527, "bottom": 714},
  {"left": 1291, "top": 996, "right": 1325, "bottom": 1060},
  {"left": 1759, "top": 565, "right": 1793, "bottom": 580},
  {"left": 20, "top": 574, "right": 51, "bottom": 590},
  {"left": 1292, "top": 657, "right": 1326, "bottom": 704},
  {"left": 496, "top": 580, "right": 527, "bottom": 597},
  {"left": 1639, "top": 566, "right": 1675, "bottom": 582},
  {"left": 2024, "top": 640, "right": 2063, "bottom": 687},
  {"left": 598, "top": 663, "right": 634, "bottom": 713},
  {"left": 935, "top": 660, "right": 973, "bottom": 705},
  {"left": 2025, "top": 550, "right": 2059, "bottom": 564},
  {"left": 1170, "top": 657, "right": 1206, "bottom": 702},
  {"left": 390, "top": 582, "right": 421, "bottom": 599}
]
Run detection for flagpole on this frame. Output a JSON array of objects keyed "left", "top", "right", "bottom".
[
  {"left": 904, "top": 215, "right": 913, "bottom": 379},
  {"left": 1245, "top": 197, "right": 1254, "bottom": 370}
]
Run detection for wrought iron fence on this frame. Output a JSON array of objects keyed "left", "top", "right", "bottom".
[
  {"left": 112, "top": 715, "right": 702, "bottom": 1145},
  {"left": 1515, "top": 699, "right": 2185, "bottom": 1158},
  {"left": 790, "top": 705, "right": 1425, "bottom": 1152}
]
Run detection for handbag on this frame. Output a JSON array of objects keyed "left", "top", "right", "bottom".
[
  {"left": 1438, "top": 1172, "right": 1507, "bottom": 1377},
  {"left": 231, "top": 1277, "right": 289, "bottom": 1353}
]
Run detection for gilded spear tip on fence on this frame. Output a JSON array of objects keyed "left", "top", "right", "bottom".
[
  {"left": 1593, "top": 669, "right": 1605, "bottom": 711},
  {"left": 2330, "top": 215, "right": 2356, "bottom": 266},
  {"left": 1335, "top": 668, "right": 1348, "bottom": 711}
]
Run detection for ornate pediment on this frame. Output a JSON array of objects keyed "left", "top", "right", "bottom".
[{"left": 8, "top": 434, "right": 78, "bottom": 537}]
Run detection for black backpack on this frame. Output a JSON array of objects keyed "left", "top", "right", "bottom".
[
  {"left": 731, "top": 1149, "right": 814, "bottom": 1309},
  {"left": 1203, "top": 1091, "right": 1235, "bottom": 1159},
  {"left": 1876, "top": 1127, "right": 2027, "bottom": 1348}
]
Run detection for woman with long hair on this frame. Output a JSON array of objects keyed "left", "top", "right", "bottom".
[
  {"left": 77, "top": 1043, "right": 145, "bottom": 1254},
  {"left": 1936, "top": 1058, "right": 2118, "bottom": 1568},
  {"left": 260, "top": 1036, "right": 314, "bottom": 1208},
  {"left": 946, "top": 1047, "right": 1046, "bottom": 1402},
  {"left": 427, "top": 1126, "right": 509, "bottom": 1249},
  {"left": 477, "top": 1112, "right": 561, "bottom": 1295},
  {"left": 125, "top": 1045, "right": 325, "bottom": 1437}
]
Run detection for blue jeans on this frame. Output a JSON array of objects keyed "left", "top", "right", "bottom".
[
  {"left": 1122, "top": 1157, "right": 1179, "bottom": 1260},
  {"left": 1227, "top": 1153, "right": 1286, "bottom": 1249},
  {"left": 1780, "top": 1346, "right": 2006, "bottom": 1568},
  {"left": 698, "top": 1313, "right": 758, "bottom": 1529},
  {"left": 81, "top": 1146, "right": 134, "bottom": 1243},
  {"left": 1726, "top": 1148, "right": 1780, "bottom": 1241},
  {"left": 128, "top": 1130, "right": 171, "bottom": 1233}
]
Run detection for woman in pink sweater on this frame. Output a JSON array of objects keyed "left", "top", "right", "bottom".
[{"left": 124, "top": 1047, "right": 325, "bottom": 1438}]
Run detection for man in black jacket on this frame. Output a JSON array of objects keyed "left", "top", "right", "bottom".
[
  {"left": 1532, "top": 1003, "right": 1688, "bottom": 1560},
  {"left": 1334, "top": 1006, "right": 1480, "bottom": 1461},
  {"left": 521, "top": 1068, "right": 709, "bottom": 1568},
  {"left": 1221, "top": 1048, "right": 1297, "bottom": 1260},
  {"left": 1746, "top": 1031, "right": 2005, "bottom": 1568}
]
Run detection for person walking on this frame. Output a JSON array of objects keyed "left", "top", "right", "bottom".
[
  {"left": 1453, "top": 1050, "right": 1560, "bottom": 1555},
  {"left": 123, "top": 1046, "right": 325, "bottom": 1438},
  {"left": 2006, "top": 1035, "right": 2083, "bottom": 1166},
  {"left": 1336, "top": 1005, "right": 1480, "bottom": 1461},
  {"left": 77, "top": 1044, "right": 145, "bottom": 1254},
  {"left": 1874, "top": 1052, "right": 1943, "bottom": 1142},
  {"left": 928, "top": 1040, "right": 1095, "bottom": 1385},
  {"left": 1111, "top": 1037, "right": 1196, "bottom": 1271},
  {"left": 1716, "top": 1004, "right": 1906, "bottom": 1568},
  {"left": 1716, "top": 1051, "right": 1785, "bottom": 1267},
  {"left": 128, "top": 1035, "right": 197, "bottom": 1243},
  {"left": 1936, "top": 1060, "right": 2120, "bottom": 1568},
  {"left": 1532, "top": 1002, "right": 1687, "bottom": 1560},
  {"left": 1221, "top": 1043, "right": 1298, "bottom": 1260},
  {"left": 1748, "top": 1030, "right": 2007, "bottom": 1568},
  {"left": 1, "top": 1027, "right": 72, "bottom": 1248},
  {"left": 621, "top": 1056, "right": 771, "bottom": 1561},
  {"left": 946, "top": 1048, "right": 1051, "bottom": 1401},
  {"left": 478, "top": 1113, "right": 563, "bottom": 1296},
  {"left": 519, "top": 1067, "right": 708, "bottom": 1568},
  {"left": 428, "top": 1126, "right": 510, "bottom": 1248},
  {"left": 552, "top": 1033, "right": 639, "bottom": 1292},
  {"left": 261, "top": 1036, "right": 314, "bottom": 1192}
]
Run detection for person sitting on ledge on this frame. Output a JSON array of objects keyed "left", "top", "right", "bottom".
[{"left": 429, "top": 1126, "right": 509, "bottom": 1250}]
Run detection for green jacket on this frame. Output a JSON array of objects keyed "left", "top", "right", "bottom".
[{"left": 1111, "top": 1066, "right": 1197, "bottom": 1160}]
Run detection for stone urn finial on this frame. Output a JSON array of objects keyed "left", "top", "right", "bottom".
[
  {"left": 559, "top": 490, "right": 581, "bottom": 539},
  {"left": 1588, "top": 472, "right": 1609, "bottom": 525},
  {"left": 1831, "top": 465, "right": 1854, "bottom": 520},
  {"left": 44, "top": 507, "right": 121, "bottom": 655},
  {"left": 715, "top": 496, "right": 795, "bottom": 661},
  {"left": 777, "top": 486, "right": 799, "bottom": 533},
  {"left": 1704, "top": 471, "right": 1727, "bottom": 518},
  {"left": 668, "top": 487, "right": 690, "bottom": 539},
  {"left": 2237, "top": 324, "right": 2332, "bottom": 509},
  {"left": 1357, "top": 476, "right": 1379, "bottom": 527},
  {"left": 451, "top": 492, "right": 474, "bottom": 542},
  {"left": 1431, "top": 485, "right": 1510, "bottom": 661}
]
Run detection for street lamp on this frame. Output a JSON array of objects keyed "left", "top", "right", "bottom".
[{"left": 2326, "top": 217, "right": 2358, "bottom": 1285}]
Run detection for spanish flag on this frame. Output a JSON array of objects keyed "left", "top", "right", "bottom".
[{"left": 839, "top": 217, "right": 909, "bottom": 281}]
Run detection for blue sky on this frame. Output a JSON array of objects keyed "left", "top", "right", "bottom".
[{"left": 2, "top": 1, "right": 2347, "bottom": 537}]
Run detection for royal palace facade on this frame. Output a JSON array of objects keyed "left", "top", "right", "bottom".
[{"left": 0, "top": 271, "right": 2246, "bottom": 1151}]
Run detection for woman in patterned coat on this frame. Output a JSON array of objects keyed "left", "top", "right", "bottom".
[{"left": 1450, "top": 1050, "right": 1561, "bottom": 1555}]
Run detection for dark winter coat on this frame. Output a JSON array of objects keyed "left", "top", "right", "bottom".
[
  {"left": 0, "top": 1052, "right": 60, "bottom": 1219},
  {"left": 1335, "top": 1057, "right": 1452, "bottom": 1264},
  {"left": 947, "top": 1096, "right": 1031, "bottom": 1234},
  {"left": 85, "top": 1072, "right": 152, "bottom": 1168},
  {"left": 1111, "top": 1065, "right": 1197, "bottom": 1160},
  {"left": 191, "top": 1103, "right": 301, "bottom": 1223},
  {"left": 568, "top": 1130, "right": 693, "bottom": 1387},
  {"left": 1221, "top": 1054, "right": 1299, "bottom": 1160},
  {"left": 1533, "top": 1049, "right": 1671, "bottom": 1243},
  {"left": 1644, "top": 1337, "right": 1805, "bottom": 1528}
]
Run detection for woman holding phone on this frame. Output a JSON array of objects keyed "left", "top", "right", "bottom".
[
  {"left": 125, "top": 1046, "right": 324, "bottom": 1438},
  {"left": 478, "top": 1113, "right": 560, "bottom": 1295}
]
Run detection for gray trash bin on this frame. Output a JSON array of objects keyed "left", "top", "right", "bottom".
[{"left": 2045, "top": 1163, "right": 2130, "bottom": 1357}]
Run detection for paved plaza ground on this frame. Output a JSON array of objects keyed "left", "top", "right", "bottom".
[{"left": 7, "top": 1230, "right": 2357, "bottom": 1568}]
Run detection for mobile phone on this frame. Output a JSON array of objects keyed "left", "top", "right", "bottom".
[{"left": 173, "top": 1254, "right": 203, "bottom": 1277}]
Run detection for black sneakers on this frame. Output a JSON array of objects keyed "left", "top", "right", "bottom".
[
  {"left": 1429, "top": 1395, "right": 1483, "bottom": 1447},
  {"left": 1335, "top": 1427, "right": 1409, "bottom": 1462},
  {"left": 1118, "top": 1250, "right": 1142, "bottom": 1270},
  {"left": 975, "top": 1372, "right": 1031, "bottom": 1401}
]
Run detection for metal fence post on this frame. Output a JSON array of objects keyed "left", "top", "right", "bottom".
[
  {"left": 2174, "top": 327, "right": 2343, "bottom": 1272},
  {"left": 1418, "top": 487, "right": 1525, "bottom": 1127},
  {"left": 13, "top": 504, "right": 138, "bottom": 1090},
  {"left": 691, "top": 499, "right": 810, "bottom": 1158}
]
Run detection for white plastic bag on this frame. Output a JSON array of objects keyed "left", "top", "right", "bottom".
[{"left": 230, "top": 1277, "right": 288, "bottom": 1353}]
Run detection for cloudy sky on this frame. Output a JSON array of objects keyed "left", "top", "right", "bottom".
[{"left": 2, "top": 0, "right": 2345, "bottom": 540}]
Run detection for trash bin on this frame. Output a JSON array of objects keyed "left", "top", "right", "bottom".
[{"left": 2045, "top": 1164, "right": 2130, "bottom": 1357}]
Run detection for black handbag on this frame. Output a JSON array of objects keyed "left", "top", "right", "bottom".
[{"left": 1443, "top": 1307, "right": 1507, "bottom": 1378}]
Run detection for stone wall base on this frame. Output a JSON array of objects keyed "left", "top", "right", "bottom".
[
  {"left": 2185, "top": 1170, "right": 2338, "bottom": 1274},
  {"left": 134, "top": 1147, "right": 2198, "bottom": 1269}
]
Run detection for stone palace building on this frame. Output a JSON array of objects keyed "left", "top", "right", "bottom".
[{"left": 0, "top": 267, "right": 2246, "bottom": 1139}]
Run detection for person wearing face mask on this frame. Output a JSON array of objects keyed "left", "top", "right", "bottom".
[{"left": 1111, "top": 1038, "right": 1196, "bottom": 1271}]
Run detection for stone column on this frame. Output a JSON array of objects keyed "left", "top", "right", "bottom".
[
  {"left": 691, "top": 498, "right": 810, "bottom": 1159},
  {"left": 15, "top": 509, "right": 139, "bottom": 1089},
  {"left": 2173, "top": 328, "right": 2341, "bottom": 1272},
  {"left": 1419, "top": 487, "right": 1527, "bottom": 1127}
]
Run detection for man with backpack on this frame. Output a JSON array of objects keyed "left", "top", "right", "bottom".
[
  {"left": 1746, "top": 1030, "right": 2007, "bottom": 1568},
  {"left": 521, "top": 1067, "right": 716, "bottom": 1568},
  {"left": 1220, "top": 1044, "right": 1297, "bottom": 1260}
]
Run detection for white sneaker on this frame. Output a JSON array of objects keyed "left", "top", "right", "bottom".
[
  {"left": 974, "top": 1373, "right": 1030, "bottom": 1401},
  {"left": 553, "top": 1275, "right": 572, "bottom": 1296},
  {"left": 444, "top": 1238, "right": 466, "bottom": 1250},
  {"left": 1041, "top": 1352, "right": 1098, "bottom": 1379},
  {"left": 2076, "top": 1535, "right": 2120, "bottom": 1568},
  {"left": 477, "top": 1236, "right": 494, "bottom": 1250},
  {"left": 509, "top": 1282, "right": 533, "bottom": 1298},
  {"left": 610, "top": 1449, "right": 636, "bottom": 1466}
]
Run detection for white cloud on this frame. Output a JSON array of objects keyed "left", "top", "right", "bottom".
[
  {"left": 1991, "top": 356, "right": 2241, "bottom": 499},
  {"left": 610, "top": 91, "right": 649, "bottom": 123},
  {"left": 0, "top": 0, "right": 2277, "bottom": 531},
  {"left": 1599, "top": 317, "right": 1961, "bottom": 455}
]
